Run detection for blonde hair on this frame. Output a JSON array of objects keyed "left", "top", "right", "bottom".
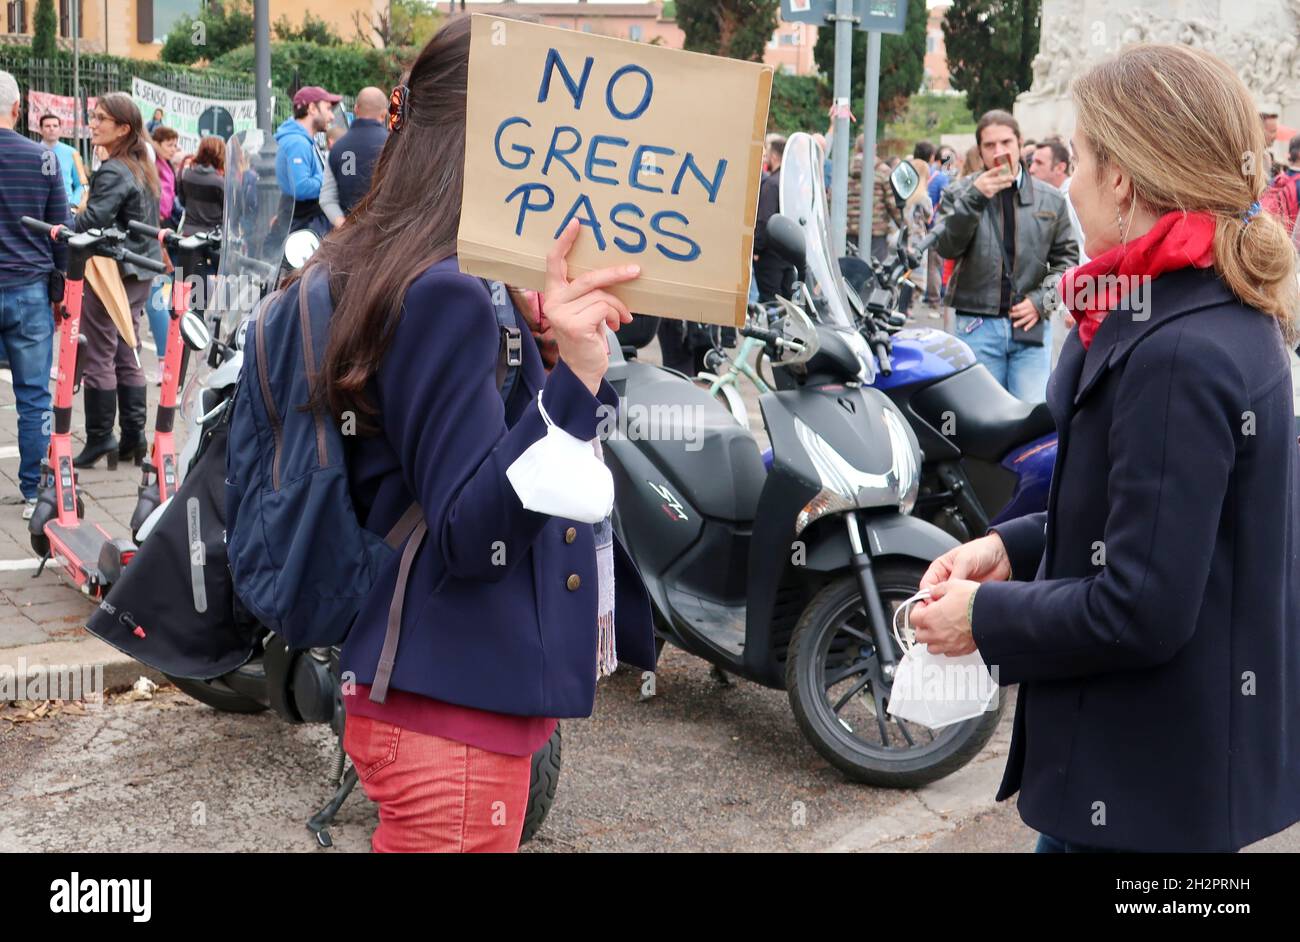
[
  {"left": 959, "top": 145, "right": 983, "bottom": 178},
  {"left": 1072, "top": 43, "right": 1298, "bottom": 341}
]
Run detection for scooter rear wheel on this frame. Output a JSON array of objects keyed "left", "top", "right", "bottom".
[
  {"left": 167, "top": 674, "right": 267, "bottom": 714},
  {"left": 786, "top": 563, "right": 1003, "bottom": 788}
]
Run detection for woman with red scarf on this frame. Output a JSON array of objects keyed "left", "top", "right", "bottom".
[{"left": 910, "top": 43, "right": 1300, "bottom": 852}]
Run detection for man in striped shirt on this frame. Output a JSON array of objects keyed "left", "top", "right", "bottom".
[{"left": 0, "top": 70, "right": 67, "bottom": 518}]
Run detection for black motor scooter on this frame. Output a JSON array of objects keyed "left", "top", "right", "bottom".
[{"left": 605, "top": 215, "right": 1002, "bottom": 787}]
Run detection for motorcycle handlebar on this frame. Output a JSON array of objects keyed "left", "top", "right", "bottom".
[{"left": 741, "top": 325, "right": 780, "bottom": 345}]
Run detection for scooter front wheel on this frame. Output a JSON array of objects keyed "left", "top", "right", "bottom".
[{"left": 786, "top": 564, "right": 1003, "bottom": 788}]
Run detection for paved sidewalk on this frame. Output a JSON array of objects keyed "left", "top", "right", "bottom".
[{"left": 0, "top": 341, "right": 175, "bottom": 689}]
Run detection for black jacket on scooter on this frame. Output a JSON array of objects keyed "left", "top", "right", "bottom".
[{"left": 971, "top": 267, "right": 1300, "bottom": 852}]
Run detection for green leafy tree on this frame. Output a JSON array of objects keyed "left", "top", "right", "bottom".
[
  {"left": 273, "top": 12, "right": 342, "bottom": 46},
  {"left": 353, "top": 0, "right": 441, "bottom": 49},
  {"left": 769, "top": 72, "right": 830, "bottom": 135},
  {"left": 943, "top": 0, "right": 1040, "bottom": 120},
  {"left": 161, "top": 0, "right": 256, "bottom": 66},
  {"left": 32, "top": 0, "right": 58, "bottom": 61},
  {"left": 813, "top": 0, "right": 927, "bottom": 125},
  {"left": 676, "top": 0, "right": 779, "bottom": 62},
  {"left": 213, "top": 41, "right": 407, "bottom": 96}
]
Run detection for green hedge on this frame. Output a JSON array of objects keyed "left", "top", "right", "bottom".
[
  {"left": 212, "top": 41, "right": 416, "bottom": 98},
  {"left": 768, "top": 72, "right": 829, "bottom": 136}
]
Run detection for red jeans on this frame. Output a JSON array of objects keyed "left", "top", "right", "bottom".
[{"left": 344, "top": 713, "right": 532, "bottom": 852}]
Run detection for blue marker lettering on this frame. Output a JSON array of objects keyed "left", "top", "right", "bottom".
[
  {"left": 505, "top": 183, "right": 555, "bottom": 236},
  {"left": 605, "top": 64, "right": 654, "bottom": 121},
  {"left": 651, "top": 210, "right": 700, "bottom": 262},
  {"left": 493, "top": 116, "right": 533, "bottom": 170},
  {"left": 585, "top": 135, "right": 629, "bottom": 186},
  {"left": 542, "top": 126, "right": 583, "bottom": 182},
  {"left": 629, "top": 144, "right": 673, "bottom": 193},
  {"left": 610, "top": 202, "right": 647, "bottom": 253},
  {"left": 671, "top": 154, "right": 728, "bottom": 204},
  {"left": 538, "top": 49, "right": 594, "bottom": 109}
]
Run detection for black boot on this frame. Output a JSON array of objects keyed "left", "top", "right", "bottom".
[
  {"left": 73, "top": 386, "right": 119, "bottom": 469},
  {"left": 117, "top": 385, "right": 149, "bottom": 466}
]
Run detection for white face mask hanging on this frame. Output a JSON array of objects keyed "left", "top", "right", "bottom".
[
  {"left": 885, "top": 590, "right": 999, "bottom": 731},
  {"left": 504, "top": 392, "right": 615, "bottom": 525}
]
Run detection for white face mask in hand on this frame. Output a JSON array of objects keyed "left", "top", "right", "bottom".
[
  {"left": 505, "top": 392, "right": 614, "bottom": 525},
  {"left": 885, "top": 590, "right": 999, "bottom": 731}
]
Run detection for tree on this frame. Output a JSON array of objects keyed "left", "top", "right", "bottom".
[
  {"left": 160, "top": 0, "right": 256, "bottom": 66},
  {"left": 353, "top": 0, "right": 442, "bottom": 49},
  {"left": 676, "top": 0, "right": 779, "bottom": 63},
  {"left": 813, "top": 0, "right": 928, "bottom": 126},
  {"left": 32, "top": 0, "right": 58, "bottom": 61},
  {"left": 274, "top": 12, "right": 342, "bottom": 46},
  {"left": 943, "top": 0, "right": 1040, "bottom": 120}
]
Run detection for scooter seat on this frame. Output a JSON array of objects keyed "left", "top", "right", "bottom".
[
  {"left": 910, "top": 364, "right": 1056, "bottom": 462},
  {"left": 618, "top": 362, "right": 767, "bottom": 522}
]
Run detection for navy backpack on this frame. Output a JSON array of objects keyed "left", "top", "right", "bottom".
[{"left": 225, "top": 267, "right": 522, "bottom": 699}]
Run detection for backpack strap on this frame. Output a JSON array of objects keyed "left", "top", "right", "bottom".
[
  {"left": 370, "top": 502, "right": 427, "bottom": 704},
  {"left": 483, "top": 279, "right": 522, "bottom": 404},
  {"left": 297, "top": 268, "right": 335, "bottom": 468},
  {"left": 368, "top": 279, "right": 520, "bottom": 704}
]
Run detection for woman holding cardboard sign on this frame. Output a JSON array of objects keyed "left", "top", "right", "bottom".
[{"left": 298, "top": 15, "right": 656, "bottom": 853}]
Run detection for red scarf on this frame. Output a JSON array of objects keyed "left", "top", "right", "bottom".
[{"left": 1058, "top": 210, "right": 1216, "bottom": 349}]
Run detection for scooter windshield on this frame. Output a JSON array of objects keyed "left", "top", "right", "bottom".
[
  {"left": 214, "top": 129, "right": 290, "bottom": 342},
  {"left": 778, "top": 131, "right": 875, "bottom": 383},
  {"left": 778, "top": 131, "right": 856, "bottom": 332}
]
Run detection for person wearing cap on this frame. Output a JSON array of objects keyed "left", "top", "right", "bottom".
[
  {"left": 1258, "top": 101, "right": 1280, "bottom": 177},
  {"left": 275, "top": 86, "right": 340, "bottom": 238}
]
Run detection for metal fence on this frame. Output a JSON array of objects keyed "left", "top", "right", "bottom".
[{"left": 0, "top": 50, "right": 294, "bottom": 144}]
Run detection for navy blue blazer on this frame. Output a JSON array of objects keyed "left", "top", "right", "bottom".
[
  {"left": 340, "top": 257, "right": 657, "bottom": 718},
  {"left": 973, "top": 266, "right": 1300, "bottom": 852}
]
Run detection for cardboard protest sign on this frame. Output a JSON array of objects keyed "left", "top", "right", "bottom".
[{"left": 458, "top": 14, "right": 773, "bottom": 327}]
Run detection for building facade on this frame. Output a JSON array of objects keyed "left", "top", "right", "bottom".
[{"left": 2, "top": 0, "right": 382, "bottom": 60}]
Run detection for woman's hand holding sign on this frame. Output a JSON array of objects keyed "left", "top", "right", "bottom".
[{"left": 546, "top": 218, "right": 639, "bottom": 395}]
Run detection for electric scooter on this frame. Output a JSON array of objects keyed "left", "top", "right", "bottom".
[
  {"left": 124, "top": 221, "right": 218, "bottom": 540},
  {"left": 20, "top": 217, "right": 167, "bottom": 597}
]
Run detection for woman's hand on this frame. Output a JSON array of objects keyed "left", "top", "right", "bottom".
[
  {"left": 919, "top": 532, "right": 1012, "bottom": 594},
  {"left": 911, "top": 579, "right": 979, "bottom": 656},
  {"left": 545, "top": 219, "right": 638, "bottom": 396}
]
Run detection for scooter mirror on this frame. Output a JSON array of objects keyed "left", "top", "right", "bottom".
[
  {"left": 890, "top": 160, "right": 920, "bottom": 205},
  {"left": 283, "top": 229, "right": 322, "bottom": 270},
  {"left": 766, "top": 213, "right": 806, "bottom": 268},
  {"left": 773, "top": 296, "right": 820, "bottom": 366},
  {"left": 180, "top": 311, "right": 212, "bottom": 352}
]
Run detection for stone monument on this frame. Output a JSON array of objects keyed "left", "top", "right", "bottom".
[{"left": 1014, "top": 0, "right": 1300, "bottom": 146}]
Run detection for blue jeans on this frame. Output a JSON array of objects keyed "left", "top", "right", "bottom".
[
  {"left": 146, "top": 275, "right": 171, "bottom": 359},
  {"left": 0, "top": 279, "right": 54, "bottom": 499},
  {"left": 954, "top": 313, "right": 1051, "bottom": 402}
]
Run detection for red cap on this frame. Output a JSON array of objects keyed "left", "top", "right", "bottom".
[{"left": 293, "top": 86, "right": 341, "bottom": 108}]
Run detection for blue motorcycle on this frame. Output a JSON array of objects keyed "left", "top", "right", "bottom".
[{"left": 842, "top": 161, "right": 1058, "bottom": 543}]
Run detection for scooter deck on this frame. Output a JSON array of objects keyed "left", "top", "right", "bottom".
[{"left": 45, "top": 520, "right": 115, "bottom": 592}]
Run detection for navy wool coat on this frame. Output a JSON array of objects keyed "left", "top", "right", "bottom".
[
  {"left": 973, "top": 266, "right": 1300, "bottom": 852},
  {"left": 341, "top": 257, "right": 657, "bottom": 719}
]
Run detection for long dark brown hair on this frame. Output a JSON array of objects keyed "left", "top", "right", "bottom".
[
  {"left": 306, "top": 15, "right": 473, "bottom": 430},
  {"left": 96, "top": 92, "right": 160, "bottom": 198}
]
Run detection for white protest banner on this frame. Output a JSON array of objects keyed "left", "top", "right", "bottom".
[
  {"left": 26, "top": 90, "right": 97, "bottom": 139},
  {"left": 458, "top": 14, "right": 772, "bottom": 326},
  {"left": 131, "top": 77, "right": 259, "bottom": 153}
]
